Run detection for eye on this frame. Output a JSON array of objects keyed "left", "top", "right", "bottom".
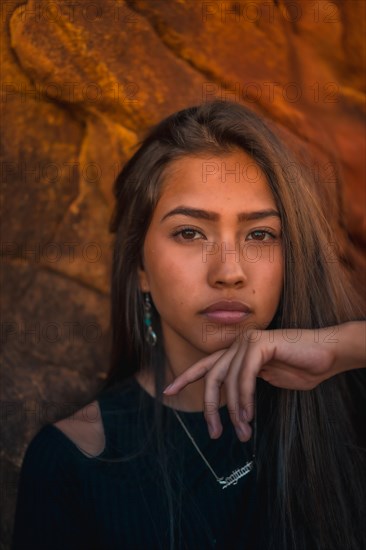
[
  {"left": 171, "top": 227, "right": 205, "bottom": 241},
  {"left": 246, "top": 230, "right": 276, "bottom": 241}
]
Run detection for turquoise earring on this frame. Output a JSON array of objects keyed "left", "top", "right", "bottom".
[{"left": 143, "top": 292, "right": 157, "bottom": 346}]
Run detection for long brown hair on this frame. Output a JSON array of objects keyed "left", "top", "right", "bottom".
[{"left": 105, "top": 101, "right": 365, "bottom": 549}]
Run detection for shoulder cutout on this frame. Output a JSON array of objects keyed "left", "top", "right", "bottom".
[{"left": 54, "top": 400, "right": 106, "bottom": 458}]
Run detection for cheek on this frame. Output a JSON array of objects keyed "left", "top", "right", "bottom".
[
  {"left": 145, "top": 250, "right": 196, "bottom": 308},
  {"left": 251, "top": 251, "right": 283, "bottom": 298},
  {"left": 147, "top": 240, "right": 203, "bottom": 283},
  {"left": 268, "top": 263, "right": 284, "bottom": 302}
]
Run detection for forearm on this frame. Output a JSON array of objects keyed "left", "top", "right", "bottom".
[{"left": 325, "top": 321, "right": 366, "bottom": 375}]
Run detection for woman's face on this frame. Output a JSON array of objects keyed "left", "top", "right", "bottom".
[{"left": 138, "top": 150, "right": 283, "bottom": 369}]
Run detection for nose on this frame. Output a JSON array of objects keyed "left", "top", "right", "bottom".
[{"left": 207, "top": 242, "right": 248, "bottom": 289}]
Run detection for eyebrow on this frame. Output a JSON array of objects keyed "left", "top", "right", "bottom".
[{"left": 160, "top": 206, "right": 280, "bottom": 223}]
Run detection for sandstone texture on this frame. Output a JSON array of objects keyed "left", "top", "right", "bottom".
[{"left": 1, "top": 1, "right": 365, "bottom": 547}]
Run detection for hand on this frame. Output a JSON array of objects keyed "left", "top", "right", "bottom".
[{"left": 164, "top": 323, "right": 365, "bottom": 442}]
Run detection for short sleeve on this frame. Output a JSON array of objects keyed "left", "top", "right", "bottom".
[{"left": 12, "top": 425, "right": 94, "bottom": 550}]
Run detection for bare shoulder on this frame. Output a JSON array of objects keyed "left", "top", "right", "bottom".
[{"left": 54, "top": 400, "right": 105, "bottom": 457}]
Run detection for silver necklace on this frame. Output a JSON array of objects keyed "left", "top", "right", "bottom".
[{"left": 173, "top": 401, "right": 256, "bottom": 490}]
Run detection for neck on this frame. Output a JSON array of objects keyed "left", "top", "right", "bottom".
[
  {"left": 135, "top": 370, "right": 207, "bottom": 412},
  {"left": 136, "top": 359, "right": 227, "bottom": 413},
  {"left": 136, "top": 327, "right": 227, "bottom": 412}
]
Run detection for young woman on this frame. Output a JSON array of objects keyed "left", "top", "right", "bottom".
[{"left": 12, "top": 101, "right": 365, "bottom": 550}]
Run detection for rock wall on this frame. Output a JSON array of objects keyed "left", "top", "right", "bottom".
[{"left": 1, "top": 0, "right": 365, "bottom": 547}]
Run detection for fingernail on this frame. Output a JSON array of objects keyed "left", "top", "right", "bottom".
[
  {"left": 208, "top": 423, "right": 216, "bottom": 438},
  {"left": 163, "top": 382, "right": 174, "bottom": 394},
  {"left": 235, "top": 424, "right": 250, "bottom": 441},
  {"left": 235, "top": 426, "right": 245, "bottom": 441}
]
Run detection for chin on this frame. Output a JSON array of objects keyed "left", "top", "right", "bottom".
[
  {"left": 199, "top": 333, "right": 237, "bottom": 353},
  {"left": 200, "top": 322, "right": 246, "bottom": 346}
]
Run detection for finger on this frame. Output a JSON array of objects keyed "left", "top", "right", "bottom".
[
  {"left": 238, "top": 343, "right": 275, "bottom": 422},
  {"left": 163, "top": 349, "right": 227, "bottom": 394},
  {"left": 224, "top": 344, "right": 253, "bottom": 442},
  {"left": 202, "top": 345, "right": 241, "bottom": 439}
]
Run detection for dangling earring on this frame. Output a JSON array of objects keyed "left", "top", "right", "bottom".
[{"left": 143, "top": 292, "right": 157, "bottom": 346}]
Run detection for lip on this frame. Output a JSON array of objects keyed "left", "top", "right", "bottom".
[
  {"left": 199, "top": 301, "right": 252, "bottom": 324},
  {"left": 199, "top": 301, "right": 252, "bottom": 313}
]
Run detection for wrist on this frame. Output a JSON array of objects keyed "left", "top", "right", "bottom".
[{"left": 329, "top": 321, "right": 366, "bottom": 376}]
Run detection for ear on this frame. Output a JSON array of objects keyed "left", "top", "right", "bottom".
[{"left": 137, "top": 263, "right": 150, "bottom": 293}]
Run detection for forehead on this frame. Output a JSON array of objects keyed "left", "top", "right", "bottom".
[{"left": 157, "top": 151, "right": 275, "bottom": 211}]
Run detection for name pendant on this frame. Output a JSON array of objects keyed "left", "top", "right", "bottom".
[{"left": 218, "top": 460, "right": 254, "bottom": 490}]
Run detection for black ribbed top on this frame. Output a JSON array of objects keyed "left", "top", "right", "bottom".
[{"left": 12, "top": 377, "right": 266, "bottom": 550}]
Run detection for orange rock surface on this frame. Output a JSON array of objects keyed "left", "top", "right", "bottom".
[{"left": 1, "top": 1, "right": 365, "bottom": 546}]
